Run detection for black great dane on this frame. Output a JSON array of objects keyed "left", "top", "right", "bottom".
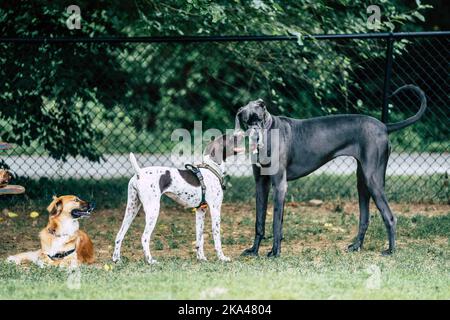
[{"left": 235, "top": 85, "right": 426, "bottom": 257}]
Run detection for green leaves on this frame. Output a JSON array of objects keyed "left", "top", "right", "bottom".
[
  {"left": 0, "top": 0, "right": 431, "bottom": 162},
  {"left": 209, "top": 4, "right": 226, "bottom": 23},
  {"left": 412, "top": 11, "right": 426, "bottom": 22}
]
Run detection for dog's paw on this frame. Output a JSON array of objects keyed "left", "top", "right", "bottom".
[
  {"left": 6, "top": 256, "right": 19, "bottom": 264},
  {"left": 381, "top": 248, "right": 394, "bottom": 256},
  {"left": 267, "top": 249, "right": 280, "bottom": 258},
  {"left": 241, "top": 247, "right": 258, "bottom": 257},
  {"left": 36, "top": 260, "right": 46, "bottom": 268},
  {"left": 347, "top": 242, "right": 362, "bottom": 252},
  {"left": 112, "top": 254, "right": 121, "bottom": 263},
  {"left": 219, "top": 256, "right": 231, "bottom": 262},
  {"left": 146, "top": 258, "right": 158, "bottom": 265}
]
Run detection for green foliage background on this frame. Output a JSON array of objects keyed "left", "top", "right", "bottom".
[{"left": 0, "top": 1, "right": 446, "bottom": 161}]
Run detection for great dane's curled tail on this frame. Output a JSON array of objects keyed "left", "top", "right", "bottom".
[
  {"left": 129, "top": 153, "right": 141, "bottom": 175},
  {"left": 386, "top": 84, "right": 427, "bottom": 133}
]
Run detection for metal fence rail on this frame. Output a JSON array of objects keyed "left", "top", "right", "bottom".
[{"left": 0, "top": 32, "right": 448, "bottom": 203}]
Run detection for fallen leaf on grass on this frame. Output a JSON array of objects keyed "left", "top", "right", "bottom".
[
  {"left": 103, "top": 264, "right": 113, "bottom": 271},
  {"left": 309, "top": 199, "right": 323, "bottom": 206},
  {"left": 30, "top": 211, "right": 39, "bottom": 218}
]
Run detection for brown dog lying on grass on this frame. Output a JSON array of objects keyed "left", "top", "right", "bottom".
[{"left": 7, "top": 195, "right": 95, "bottom": 267}]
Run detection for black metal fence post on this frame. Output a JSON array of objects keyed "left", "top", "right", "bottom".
[{"left": 381, "top": 33, "right": 394, "bottom": 123}]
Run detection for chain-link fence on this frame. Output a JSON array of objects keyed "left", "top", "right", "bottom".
[{"left": 0, "top": 32, "right": 448, "bottom": 203}]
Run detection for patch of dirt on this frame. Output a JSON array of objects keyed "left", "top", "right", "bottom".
[
  {"left": 0, "top": 201, "right": 448, "bottom": 266},
  {"left": 285, "top": 201, "right": 450, "bottom": 217}
]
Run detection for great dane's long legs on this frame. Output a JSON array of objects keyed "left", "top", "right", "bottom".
[
  {"left": 348, "top": 163, "right": 371, "bottom": 252},
  {"left": 363, "top": 150, "right": 396, "bottom": 255},
  {"left": 195, "top": 207, "right": 207, "bottom": 261},
  {"left": 242, "top": 172, "right": 270, "bottom": 256},
  {"left": 141, "top": 195, "right": 161, "bottom": 264},
  {"left": 268, "top": 171, "right": 287, "bottom": 257},
  {"left": 112, "top": 177, "right": 141, "bottom": 262},
  {"left": 367, "top": 182, "right": 396, "bottom": 255}
]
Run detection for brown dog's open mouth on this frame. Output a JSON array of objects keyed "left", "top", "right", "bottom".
[{"left": 71, "top": 202, "right": 95, "bottom": 219}]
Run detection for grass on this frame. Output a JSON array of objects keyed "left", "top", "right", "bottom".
[
  {"left": 0, "top": 247, "right": 448, "bottom": 299},
  {"left": 0, "top": 201, "right": 448, "bottom": 299}
]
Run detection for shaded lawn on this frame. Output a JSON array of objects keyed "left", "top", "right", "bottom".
[{"left": 0, "top": 201, "right": 448, "bottom": 299}]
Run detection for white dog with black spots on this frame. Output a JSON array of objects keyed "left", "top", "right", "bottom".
[{"left": 112, "top": 133, "right": 244, "bottom": 264}]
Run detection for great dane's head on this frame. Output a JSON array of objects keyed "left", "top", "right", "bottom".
[
  {"left": 234, "top": 99, "right": 278, "bottom": 173},
  {"left": 234, "top": 98, "right": 271, "bottom": 132}
]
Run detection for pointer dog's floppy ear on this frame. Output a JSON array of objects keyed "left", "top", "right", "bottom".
[
  {"left": 47, "top": 195, "right": 63, "bottom": 216},
  {"left": 204, "top": 133, "right": 245, "bottom": 164}
]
